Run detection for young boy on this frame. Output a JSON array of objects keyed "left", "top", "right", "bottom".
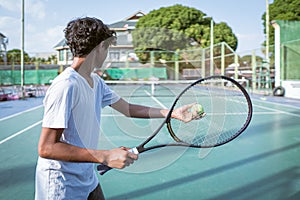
[{"left": 35, "top": 17, "right": 194, "bottom": 200}]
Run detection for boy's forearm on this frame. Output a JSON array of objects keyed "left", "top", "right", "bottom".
[
  {"left": 38, "top": 127, "right": 107, "bottom": 163},
  {"left": 128, "top": 104, "right": 169, "bottom": 118},
  {"left": 111, "top": 98, "right": 169, "bottom": 119},
  {"left": 39, "top": 140, "right": 106, "bottom": 163}
]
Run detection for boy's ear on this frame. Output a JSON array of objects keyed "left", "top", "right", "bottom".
[
  {"left": 99, "top": 41, "right": 108, "bottom": 49},
  {"left": 100, "top": 41, "right": 105, "bottom": 47},
  {"left": 101, "top": 36, "right": 117, "bottom": 49},
  {"left": 96, "top": 41, "right": 105, "bottom": 49}
]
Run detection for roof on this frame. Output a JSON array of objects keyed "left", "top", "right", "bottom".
[
  {"left": 53, "top": 39, "right": 68, "bottom": 49},
  {"left": 124, "top": 11, "right": 146, "bottom": 21},
  {"left": 108, "top": 20, "right": 136, "bottom": 30},
  {"left": 108, "top": 10, "right": 145, "bottom": 30},
  {"left": 0, "top": 32, "right": 6, "bottom": 38}
]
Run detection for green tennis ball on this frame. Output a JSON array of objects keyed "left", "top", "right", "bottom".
[{"left": 192, "top": 104, "right": 204, "bottom": 115}]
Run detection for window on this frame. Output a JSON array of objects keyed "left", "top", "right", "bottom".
[
  {"left": 67, "top": 50, "right": 73, "bottom": 61},
  {"left": 59, "top": 50, "right": 64, "bottom": 61},
  {"left": 109, "top": 51, "right": 120, "bottom": 61}
]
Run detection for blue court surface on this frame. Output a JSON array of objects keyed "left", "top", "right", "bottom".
[{"left": 0, "top": 92, "right": 300, "bottom": 200}]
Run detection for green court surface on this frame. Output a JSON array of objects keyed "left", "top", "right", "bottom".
[{"left": 1, "top": 93, "right": 300, "bottom": 200}]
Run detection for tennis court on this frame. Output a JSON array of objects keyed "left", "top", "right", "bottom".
[{"left": 1, "top": 83, "right": 300, "bottom": 200}]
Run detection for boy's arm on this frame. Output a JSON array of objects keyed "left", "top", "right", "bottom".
[
  {"left": 110, "top": 98, "right": 169, "bottom": 118},
  {"left": 38, "top": 127, "right": 137, "bottom": 169},
  {"left": 111, "top": 98, "right": 195, "bottom": 122}
]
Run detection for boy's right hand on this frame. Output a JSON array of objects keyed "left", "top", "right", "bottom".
[{"left": 102, "top": 146, "right": 138, "bottom": 169}]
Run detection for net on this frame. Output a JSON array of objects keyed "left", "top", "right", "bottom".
[
  {"left": 105, "top": 80, "right": 195, "bottom": 97},
  {"left": 105, "top": 78, "right": 250, "bottom": 98}
]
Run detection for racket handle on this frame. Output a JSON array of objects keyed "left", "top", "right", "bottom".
[
  {"left": 128, "top": 147, "right": 139, "bottom": 154},
  {"left": 97, "top": 164, "right": 112, "bottom": 175},
  {"left": 97, "top": 147, "right": 139, "bottom": 175}
]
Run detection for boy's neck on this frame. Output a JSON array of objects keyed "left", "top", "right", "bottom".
[
  {"left": 71, "top": 57, "right": 94, "bottom": 88},
  {"left": 71, "top": 57, "right": 93, "bottom": 75}
]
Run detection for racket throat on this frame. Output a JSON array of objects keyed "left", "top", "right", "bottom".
[{"left": 167, "top": 123, "right": 182, "bottom": 143}]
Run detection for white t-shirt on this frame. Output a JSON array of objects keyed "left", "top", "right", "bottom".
[{"left": 35, "top": 67, "right": 120, "bottom": 199}]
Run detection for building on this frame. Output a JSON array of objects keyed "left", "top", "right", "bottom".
[
  {"left": 54, "top": 11, "right": 145, "bottom": 66},
  {"left": 53, "top": 38, "right": 73, "bottom": 66}
]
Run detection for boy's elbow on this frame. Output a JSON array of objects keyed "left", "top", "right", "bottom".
[
  {"left": 38, "top": 127, "right": 63, "bottom": 159},
  {"left": 38, "top": 144, "right": 52, "bottom": 158}
]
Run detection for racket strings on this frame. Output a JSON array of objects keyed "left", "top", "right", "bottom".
[{"left": 169, "top": 78, "right": 251, "bottom": 147}]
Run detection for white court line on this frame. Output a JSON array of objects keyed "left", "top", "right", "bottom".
[
  {"left": 253, "top": 98, "right": 300, "bottom": 110},
  {"left": 0, "top": 105, "right": 43, "bottom": 122},
  {"left": 101, "top": 111, "right": 279, "bottom": 118},
  {"left": 144, "top": 91, "right": 295, "bottom": 117},
  {"left": 0, "top": 88, "right": 167, "bottom": 146},
  {"left": 108, "top": 90, "right": 291, "bottom": 117},
  {"left": 144, "top": 90, "right": 286, "bottom": 116},
  {"left": 252, "top": 111, "right": 281, "bottom": 115},
  {"left": 0, "top": 120, "right": 43, "bottom": 145},
  {"left": 144, "top": 90, "right": 167, "bottom": 109},
  {"left": 253, "top": 102, "right": 300, "bottom": 118},
  {"left": 101, "top": 90, "right": 167, "bottom": 117}
]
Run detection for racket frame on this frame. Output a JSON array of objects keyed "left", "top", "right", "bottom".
[{"left": 134, "top": 75, "right": 253, "bottom": 153}]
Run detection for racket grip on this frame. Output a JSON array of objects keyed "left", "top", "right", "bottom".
[
  {"left": 97, "top": 165, "right": 112, "bottom": 175},
  {"left": 97, "top": 147, "right": 139, "bottom": 175},
  {"left": 128, "top": 147, "right": 139, "bottom": 154}
]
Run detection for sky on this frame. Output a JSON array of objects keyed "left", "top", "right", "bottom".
[{"left": 0, "top": 0, "right": 273, "bottom": 56}]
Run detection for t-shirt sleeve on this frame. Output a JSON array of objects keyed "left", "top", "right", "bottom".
[
  {"left": 98, "top": 77, "right": 120, "bottom": 108},
  {"left": 42, "top": 79, "right": 74, "bottom": 128}
]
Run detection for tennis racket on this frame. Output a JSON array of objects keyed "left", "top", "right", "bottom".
[{"left": 97, "top": 75, "right": 252, "bottom": 175}]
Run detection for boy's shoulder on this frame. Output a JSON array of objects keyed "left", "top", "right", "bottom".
[{"left": 51, "top": 67, "right": 78, "bottom": 85}]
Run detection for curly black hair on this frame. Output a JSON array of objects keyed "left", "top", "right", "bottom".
[{"left": 64, "top": 17, "right": 116, "bottom": 57}]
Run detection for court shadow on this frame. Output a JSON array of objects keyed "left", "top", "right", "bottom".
[
  {"left": 108, "top": 142, "right": 300, "bottom": 200},
  {"left": 210, "top": 166, "right": 300, "bottom": 200},
  {"left": 0, "top": 163, "right": 36, "bottom": 189},
  {"left": 236, "top": 114, "right": 300, "bottom": 142}
]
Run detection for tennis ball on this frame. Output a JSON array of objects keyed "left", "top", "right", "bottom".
[{"left": 191, "top": 104, "right": 204, "bottom": 115}]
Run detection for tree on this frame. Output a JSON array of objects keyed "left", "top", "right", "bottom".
[
  {"left": 48, "top": 55, "right": 57, "bottom": 64},
  {"left": 262, "top": 0, "right": 300, "bottom": 46},
  {"left": 133, "top": 4, "right": 238, "bottom": 63},
  {"left": 6, "top": 49, "right": 30, "bottom": 64}
]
